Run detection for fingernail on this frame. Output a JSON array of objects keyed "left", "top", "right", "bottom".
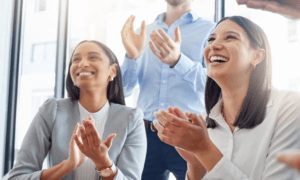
[
  {"left": 158, "top": 109, "right": 163, "bottom": 114},
  {"left": 185, "top": 111, "right": 191, "bottom": 116},
  {"left": 154, "top": 112, "right": 158, "bottom": 116}
]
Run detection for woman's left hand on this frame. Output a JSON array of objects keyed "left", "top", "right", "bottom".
[
  {"left": 153, "top": 107, "right": 211, "bottom": 154},
  {"left": 74, "top": 117, "right": 116, "bottom": 170}
]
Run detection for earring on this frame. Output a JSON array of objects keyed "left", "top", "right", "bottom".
[
  {"left": 253, "top": 64, "right": 256, "bottom": 70},
  {"left": 111, "top": 77, "right": 114, "bottom": 81}
]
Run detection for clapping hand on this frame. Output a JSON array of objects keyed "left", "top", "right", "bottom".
[
  {"left": 65, "top": 123, "right": 88, "bottom": 171},
  {"left": 149, "top": 27, "right": 181, "bottom": 67},
  {"left": 74, "top": 116, "right": 116, "bottom": 170},
  {"left": 153, "top": 107, "right": 210, "bottom": 154},
  {"left": 121, "top": 15, "right": 146, "bottom": 60},
  {"left": 237, "top": 0, "right": 300, "bottom": 19}
]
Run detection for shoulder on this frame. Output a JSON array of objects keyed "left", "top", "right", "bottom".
[
  {"left": 271, "top": 88, "right": 300, "bottom": 109},
  {"left": 270, "top": 89, "right": 300, "bottom": 125},
  {"left": 38, "top": 97, "right": 76, "bottom": 122}
]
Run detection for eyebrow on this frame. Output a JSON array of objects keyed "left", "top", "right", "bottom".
[
  {"left": 73, "top": 52, "right": 102, "bottom": 56},
  {"left": 210, "top": 31, "right": 241, "bottom": 37}
]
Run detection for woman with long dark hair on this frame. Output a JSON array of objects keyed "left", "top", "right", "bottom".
[
  {"left": 152, "top": 16, "right": 300, "bottom": 179},
  {"left": 9, "top": 40, "right": 147, "bottom": 180}
]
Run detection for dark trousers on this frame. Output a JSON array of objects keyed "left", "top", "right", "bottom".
[{"left": 142, "top": 127, "right": 187, "bottom": 180}]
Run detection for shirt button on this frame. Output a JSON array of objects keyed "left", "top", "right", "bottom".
[
  {"left": 161, "top": 103, "right": 164, "bottom": 106},
  {"left": 163, "top": 80, "right": 166, "bottom": 83}
]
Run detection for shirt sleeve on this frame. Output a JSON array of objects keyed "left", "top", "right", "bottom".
[
  {"left": 120, "top": 55, "right": 142, "bottom": 97},
  {"left": 202, "top": 92, "right": 300, "bottom": 180},
  {"left": 8, "top": 98, "right": 57, "bottom": 180},
  {"left": 172, "top": 52, "right": 207, "bottom": 93},
  {"left": 112, "top": 108, "right": 147, "bottom": 180}
]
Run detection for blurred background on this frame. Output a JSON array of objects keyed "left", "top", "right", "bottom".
[{"left": 1, "top": 0, "right": 300, "bottom": 179}]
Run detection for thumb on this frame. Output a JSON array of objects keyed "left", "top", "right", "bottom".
[
  {"left": 174, "top": 26, "right": 181, "bottom": 44},
  {"left": 104, "top": 133, "right": 117, "bottom": 148},
  {"left": 140, "top": 20, "right": 146, "bottom": 37}
]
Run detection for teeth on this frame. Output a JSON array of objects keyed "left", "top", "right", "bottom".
[
  {"left": 210, "top": 56, "right": 229, "bottom": 62},
  {"left": 79, "top": 72, "right": 93, "bottom": 76}
]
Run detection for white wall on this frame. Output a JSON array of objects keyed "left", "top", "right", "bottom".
[{"left": 0, "top": 0, "right": 13, "bottom": 178}]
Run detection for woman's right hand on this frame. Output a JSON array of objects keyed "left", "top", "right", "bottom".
[
  {"left": 65, "top": 123, "right": 87, "bottom": 171},
  {"left": 121, "top": 15, "right": 146, "bottom": 60},
  {"left": 167, "top": 107, "right": 201, "bottom": 165}
]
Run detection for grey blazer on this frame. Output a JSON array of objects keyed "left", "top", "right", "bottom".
[{"left": 8, "top": 98, "right": 147, "bottom": 180}]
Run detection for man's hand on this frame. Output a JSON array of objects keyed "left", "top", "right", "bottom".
[
  {"left": 149, "top": 26, "right": 181, "bottom": 67},
  {"left": 237, "top": 0, "right": 300, "bottom": 19},
  {"left": 121, "top": 15, "right": 146, "bottom": 60}
]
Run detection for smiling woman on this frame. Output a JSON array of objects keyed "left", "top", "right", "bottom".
[{"left": 8, "top": 40, "right": 147, "bottom": 180}]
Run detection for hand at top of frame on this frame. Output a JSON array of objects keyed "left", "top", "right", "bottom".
[
  {"left": 277, "top": 150, "right": 300, "bottom": 173},
  {"left": 149, "top": 27, "right": 181, "bottom": 67},
  {"left": 237, "top": 0, "right": 300, "bottom": 19},
  {"left": 74, "top": 116, "right": 117, "bottom": 171},
  {"left": 121, "top": 15, "right": 146, "bottom": 60},
  {"left": 153, "top": 106, "right": 211, "bottom": 154}
]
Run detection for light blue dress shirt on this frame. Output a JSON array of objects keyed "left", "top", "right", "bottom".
[{"left": 121, "top": 11, "right": 216, "bottom": 121}]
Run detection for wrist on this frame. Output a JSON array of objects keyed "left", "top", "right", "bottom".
[
  {"left": 62, "top": 160, "right": 75, "bottom": 172},
  {"left": 170, "top": 54, "right": 181, "bottom": 68},
  {"left": 95, "top": 156, "right": 113, "bottom": 171},
  {"left": 127, "top": 53, "right": 138, "bottom": 60}
]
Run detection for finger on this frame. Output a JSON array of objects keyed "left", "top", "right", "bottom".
[
  {"left": 167, "top": 106, "right": 176, "bottom": 116},
  {"left": 88, "top": 116, "right": 95, "bottom": 125},
  {"left": 79, "top": 125, "right": 89, "bottom": 147},
  {"left": 153, "top": 120, "right": 176, "bottom": 146},
  {"left": 121, "top": 16, "right": 131, "bottom": 36},
  {"left": 154, "top": 111, "right": 180, "bottom": 132},
  {"left": 158, "top": 109, "right": 183, "bottom": 127},
  {"left": 140, "top": 20, "right": 146, "bottom": 36},
  {"left": 185, "top": 112, "right": 203, "bottom": 127},
  {"left": 130, "top": 15, "right": 135, "bottom": 31},
  {"left": 104, "top": 134, "right": 117, "bottom": 148},
  {"left": 74, "top": 134, "right": 84, "bottom": 152},
  {"left": 85, "top": 120, "right": 102, "bottom": 147},
  {"left": 83, "top": 120, "right": 95, "bottom": 148},
  {"left": 174, "top": 26, "right": 181, "bottom": 44},
  {"left": 149, "top": 41, "right": 163, "bottom": 59},
  {"left": 73, "top": 123, "right": 79, "bottom": 135},
  {"left": 157, "top": 29, "right": 175, "bottom": 49},
  {"left": 277, "top": 151, "right": 300, "bottom": 170},
  {"left": 150, "top": 33, "right": 168, "bottom": 56},
  {"left": 173, "top": 107, "right": 188, "bottom": 120}
]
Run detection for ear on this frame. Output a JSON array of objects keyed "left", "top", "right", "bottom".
[
  {"left": 251, "top": 48, "right": 265, "bottom": 67},
  {"left": 109, "top": 63, "right": 118, "bottom": 79}
]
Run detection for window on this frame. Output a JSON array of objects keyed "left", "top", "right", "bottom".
[
  {"left": 225, "top": 1, "right": 300, "bottom": 92},
  {"left": 14, "top": 0, "right": 59, "bottom": 168}
]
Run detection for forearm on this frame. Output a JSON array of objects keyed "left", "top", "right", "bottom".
[
  {"left": 186, "top": 162, "right": 207, "bottom": 180},
  {"left": 40, "top": 160, "right": 72, "bottom": 180}
]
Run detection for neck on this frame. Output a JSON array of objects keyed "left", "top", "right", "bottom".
[
  {"left": 165, "top": 1, "right": 192, "bottom": 27},
  {"left": 79, "top": 88, "right": 108, "bottom": 113},
  {"left": 219, "top": 76, "right": 250, "bottom": 124}
]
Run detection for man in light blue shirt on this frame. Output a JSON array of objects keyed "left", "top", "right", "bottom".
[{"left": 121, "top": 0, "right": 215, "bottom": 179}]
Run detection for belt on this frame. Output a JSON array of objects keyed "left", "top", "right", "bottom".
[{"left": 144, "top": 120, "right": 157, "bottom": 132}]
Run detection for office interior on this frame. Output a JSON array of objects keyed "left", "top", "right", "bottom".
[{"left": 1, "top": 0, "right": 300, "bottom": 179}]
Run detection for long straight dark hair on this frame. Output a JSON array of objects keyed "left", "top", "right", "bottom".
[
  {"left": 66, "top": 40, "right": 125, "bottom": 105},
  {"left": 205, "top": 16, "right": 272, "bottom": 129}
]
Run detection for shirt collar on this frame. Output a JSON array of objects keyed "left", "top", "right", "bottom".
[
  {"left": 78, "top": 100, "right": 110, "bottom": 122},
  {"left": 154, "top": 10, "right": 199, "bottom": 24}
]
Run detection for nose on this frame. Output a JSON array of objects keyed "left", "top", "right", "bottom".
[
  {"left": 78, "top": 58, "right": 89, "bottom": 68},
  {"left": 210, "top": 39, "right": 223, "bottom": 51}
]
